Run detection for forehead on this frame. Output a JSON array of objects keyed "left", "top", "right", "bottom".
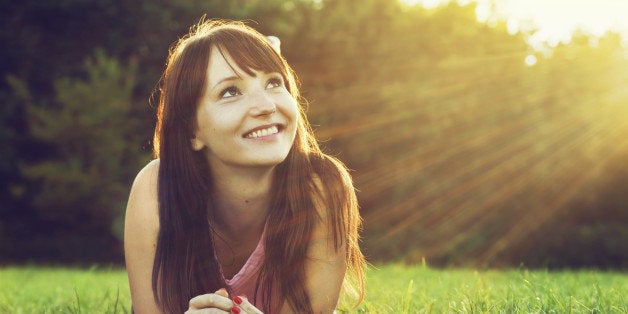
[{"left": 207, "top": 47, "right": 242, "bottom": 84}]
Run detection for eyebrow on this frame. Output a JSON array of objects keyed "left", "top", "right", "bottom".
[{"left": 212, "top": 75, "right": 240, "bottom": 91}]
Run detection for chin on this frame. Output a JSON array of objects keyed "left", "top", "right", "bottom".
[
  {"left": 258, "top": 150, "right": 293, "bottom": 165},
  {"left": 256, "top": 155, "right": 290, "bottom": 167}
]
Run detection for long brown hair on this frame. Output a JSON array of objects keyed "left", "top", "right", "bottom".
[{"left": 152, "top": 19, "right": 365, "bottom": 313}]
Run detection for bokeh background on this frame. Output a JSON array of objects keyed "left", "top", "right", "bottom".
[{"left": 1, "top": 0, "right": 627, "bottom": 269}]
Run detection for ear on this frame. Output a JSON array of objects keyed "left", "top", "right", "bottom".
[{"left": 191, "top": 136, "right": 205, "bottom": 151}]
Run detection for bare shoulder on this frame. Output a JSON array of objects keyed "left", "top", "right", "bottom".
[
  {"left": 126, "top": 159, "right": 160, "bottom": 223},
  {"left": 125, "top": 159, "right": 160, "bottom": 247},
  {"left": 310, "top": 162, "right": 354, "bottom": 219},
  {"left": 132, "top": 159, "right": 160, "bottom": 197},
  {"left": 125, "top": 159, "right": 162, "bottom": 313},
  {"left": 125, "top": 158, "right": 160, "bottom": 243}
]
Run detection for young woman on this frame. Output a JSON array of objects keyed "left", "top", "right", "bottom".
[{"left": 124, "top": 20, "right": 365, "bottom": 313}]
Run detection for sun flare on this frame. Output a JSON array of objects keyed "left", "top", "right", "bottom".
[
  {"left": 331, "top": 0, "right": 628, "bottom": 266},
  {"left": 402, "top": 0, "right": 628, "bottom": 49}
]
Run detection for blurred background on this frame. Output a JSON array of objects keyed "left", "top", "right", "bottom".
[{"left": 1, "top": 0, "right": 627, "bottom": 269}]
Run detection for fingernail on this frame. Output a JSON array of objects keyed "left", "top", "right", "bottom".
[
  {"left": 233, "top": 296, "right": 243, "bottom": 305},
  {"left": 231, "top": 306, "right": 241, "bottom": 314}
]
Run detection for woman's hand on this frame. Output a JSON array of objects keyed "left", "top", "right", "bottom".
[
  {"left": 186, "top": 288, "right": 234, "bottom": 313},
  {"left": 186, "top": 289, "right": 263, "bottom": 314},
  {"left": 232, "top": 296, "right": 264, "bottom": 314}
]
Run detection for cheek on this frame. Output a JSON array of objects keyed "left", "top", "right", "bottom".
[
  {"left": 283, "top": 97, "right": 299, "bottom": 120},
  {"left": 198, "top": 107, "right": 227, "bottom": 131},
  {"left": 195, "top": 109, "right": 222, "bottom": 143},
  {"left": 195, "top": 106, "right": 209, "bottom": 128}
]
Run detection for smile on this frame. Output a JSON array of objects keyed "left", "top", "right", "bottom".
[{"left": 244, "top": 125, "right": 280, "bottom": 138}]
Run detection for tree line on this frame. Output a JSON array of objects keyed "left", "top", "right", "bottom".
[{"left": 1, "top": 0, "right": 627, "bottom": 268}]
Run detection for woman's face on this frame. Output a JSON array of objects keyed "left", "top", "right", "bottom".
[{"left": 192, "top": 46, "right": 298, "bottom": 172}]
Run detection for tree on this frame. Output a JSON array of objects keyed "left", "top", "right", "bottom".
[{"left": 10, "top": 50, "right": 147, "bottom": 263}]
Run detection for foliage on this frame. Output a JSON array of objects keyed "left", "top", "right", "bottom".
[
  {"left": 290, "top": 1, "right": 628, "bottom": 268},
  {"left": 1, "top": 0, "right": 627, "bottom": 267},
  {"left": 1, "top": 265, "right": 627, "bottom": 313},
  {"left": 7, "top": 50, "right": 145, "bottom": 263}
]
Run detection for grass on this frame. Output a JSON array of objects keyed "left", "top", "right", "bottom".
[
  {"left": 348, "top": 264, "right": 628, "bottom": 313},
  {"left": 0, "top": 265, "right": 131, "bottom": 314},
  {"left": 1, "top": 264, "right": 626, "bottom": 313}
]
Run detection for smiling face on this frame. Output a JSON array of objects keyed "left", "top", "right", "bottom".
[{"left": 191, "top": 46, "right": 299, "bottom": 172}]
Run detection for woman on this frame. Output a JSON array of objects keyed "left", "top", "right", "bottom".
[{"left": 124, "top": 19, "right": 365, "bottom": 313}]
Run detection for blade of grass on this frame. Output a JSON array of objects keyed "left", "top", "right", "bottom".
[{"left": 402, "top": 279, "right": 414, "bottom": 314}]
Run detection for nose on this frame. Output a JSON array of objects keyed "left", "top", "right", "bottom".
[{"left": 249, "top": 89, "right": 277, "bottom": 116}]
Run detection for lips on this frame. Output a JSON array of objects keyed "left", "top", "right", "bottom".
[{"left": 244, "top": 124, "right": 281, "bottom": 138}]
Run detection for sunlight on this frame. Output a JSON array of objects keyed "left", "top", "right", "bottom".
[
  {"left": 524, "top": 54, "right": 537, "bottom": 66},
  {"left": 358, "top": 77, "right": 628, "bottom": 263},
  {"left": 401, "top": 0, "right": 628, "bottom": 49},
  {"left": 401, "top": 0, "right": 444, "bottom": 9},
  {"left": 497, "top": 0, "right": 628, "bottom": 50},
  {"left": 335, "top": 3, "right": 628, "bottom": 264}
]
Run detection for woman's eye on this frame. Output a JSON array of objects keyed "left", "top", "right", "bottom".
[
  {"left": 266, "top": 77, "right": 283, "bottom": 89},
  {"left": 220, "top": 86, "right": 241, "bottom": 99}
]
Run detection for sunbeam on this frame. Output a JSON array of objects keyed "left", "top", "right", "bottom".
[{"left": 299, "top": 20, "right": 628, "bottom": 264}]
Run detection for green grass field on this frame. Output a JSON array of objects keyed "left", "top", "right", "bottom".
[{"left": 1, "top": 264, "right": 626, "bottom": 313}]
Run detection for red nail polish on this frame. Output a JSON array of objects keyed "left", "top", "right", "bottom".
[
  {"left": 233, "top": 296, "right": 243, "bottom": 305},
  {"left": 231, "top": 306, "right": 241, "bottom": 314}
]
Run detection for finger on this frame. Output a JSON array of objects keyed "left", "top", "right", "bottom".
[
  {"left": 189, "top": 309, "right": 230, "bottom": 314},
  {"left": 215, "top": 288, "right": 229, "bottom": 298},
  {"left": 189, "top": 292, "right": 234, "bottom": 311},
  {"left": 266, "top": 35, "right": 281, "bottom": 54},
  {"left": 233, "top": 296, "right": 263, "bottom": 314}
]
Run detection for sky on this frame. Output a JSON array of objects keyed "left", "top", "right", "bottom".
[{"left": 404, "top": 0, "right": 628, "bottom": 50}]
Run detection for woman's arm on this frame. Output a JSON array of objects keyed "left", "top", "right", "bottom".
[
  {"left": 302, "top": 212, "right": 348, "bottom": 313},
  {"left": 124, "top": 159, "right": 162, "bottom": 314},
  {"left": 278, "top": 178, "right": 349, "bottom": 313}
]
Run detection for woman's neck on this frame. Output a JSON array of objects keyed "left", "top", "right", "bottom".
[{"left": 210, "top": 164, "right": 274, "bottom": 237}]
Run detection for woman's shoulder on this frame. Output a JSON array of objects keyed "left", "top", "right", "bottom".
[
  {"left": 137, "top": 158, "right": 160, "bottom": 179},
  {"left": 311, "top": 154, "right": 355, "bottom": 195},
  {"left": 126, "top": 159, "right": 160, "bottom": 228},
  {"left": 124, "top": 160, "right": 162, "bottom": 313},
  {"left": 132, "top": 159, "right": 160, "bottom": 192},
  {"left": 309, "top": 155, "right": 356, "bottom": 215}
]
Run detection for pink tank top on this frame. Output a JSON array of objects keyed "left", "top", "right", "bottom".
[
  {"left": 223, "top": 228, "right": 280, "bottom": 312},
  {"left": 224, "top": 234, "right": 264, "bottom": 297}
]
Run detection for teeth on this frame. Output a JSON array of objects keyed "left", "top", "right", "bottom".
[{"left": 246, "top": 125, "right": 279, "bottom": 138}]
